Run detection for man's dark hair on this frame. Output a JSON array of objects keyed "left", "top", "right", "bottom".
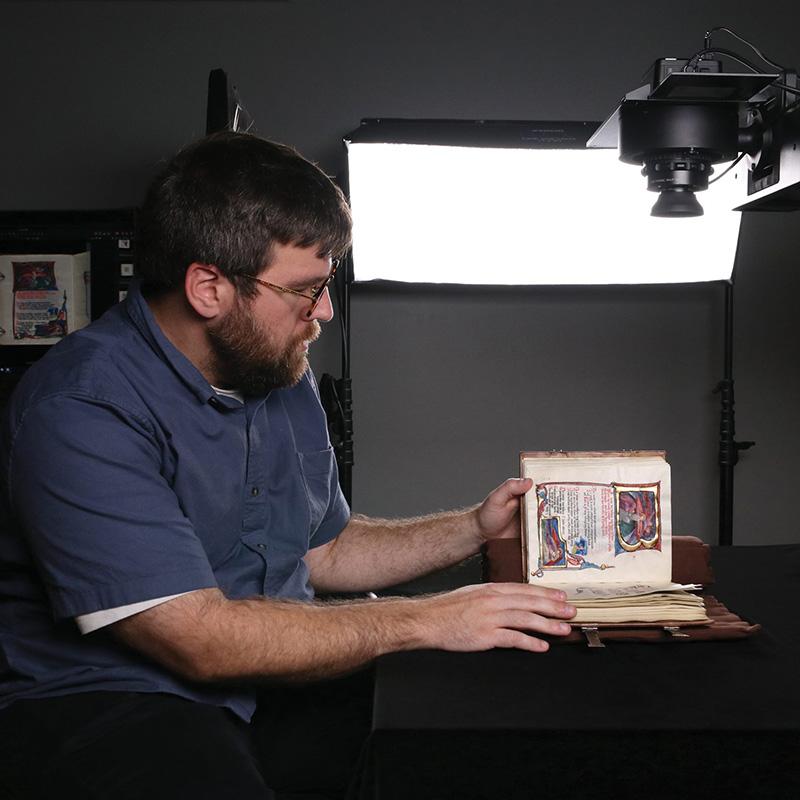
[{"left": 137, "top": 132, "right": 352, "bottom": 298}]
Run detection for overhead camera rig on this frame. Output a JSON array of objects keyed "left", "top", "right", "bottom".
[
  {"left": 588, "top": 28, "right": 800, "bottom": 217},
  {"left": 590, "top": 29, "right": 800, "bottom": 545}
]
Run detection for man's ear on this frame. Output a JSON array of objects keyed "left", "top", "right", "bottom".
[{"left": 184, "top": 262, "right": 234, "bottom": 319}]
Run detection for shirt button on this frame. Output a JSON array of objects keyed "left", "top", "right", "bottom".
[
  {"left": 257, "top": 543, "right": 267, "bottom": 550},
  {"left": 251, "top": 487, "right": 260, "bottom": 496}
]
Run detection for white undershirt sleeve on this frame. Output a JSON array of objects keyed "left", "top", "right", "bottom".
[{"left": 75, "top": 592, "right": 193, "bottom": 634}]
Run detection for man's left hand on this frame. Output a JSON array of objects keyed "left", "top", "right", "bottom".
[{"left": 475, "top": 477, "right": 533, "bottom": 542}]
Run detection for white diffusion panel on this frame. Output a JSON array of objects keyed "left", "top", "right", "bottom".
[{"left": 347, "top": 142, "right": 742, "bottom": 285}]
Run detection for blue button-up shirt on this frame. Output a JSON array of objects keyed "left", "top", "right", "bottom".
[{"left": 0, "top": 283, "right": 349, "bottom": 720}]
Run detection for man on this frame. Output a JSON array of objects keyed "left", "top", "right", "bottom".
[{"left": 0, "top": 132, "right": 575, "bottom": 799}]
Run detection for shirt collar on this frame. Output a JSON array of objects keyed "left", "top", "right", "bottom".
[{"left": 123, "top": 280, "right": 244, "bottom": 409}]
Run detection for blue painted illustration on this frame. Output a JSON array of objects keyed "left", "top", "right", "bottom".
[{"left": 540, "top": 517, "right": 567, "bottom": 568}]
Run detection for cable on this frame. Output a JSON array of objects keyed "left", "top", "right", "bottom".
[
  {"left": 684, "top": 47, "right": 766, "bottom": 74},
  {"left": 686, "top": 33, "right": 797, "bottom": 98},
  {"left": 708, "top": 151, "right": 748, "bottom": 185},
  {"left": 334, "top": 262, "right": 348, "bottom": 375},
  {"left": 705, "top": 27, "right": 786, "bottom": 72}
]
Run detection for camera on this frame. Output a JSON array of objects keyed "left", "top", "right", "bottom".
[{"left": 589, "top": 48, "right": 800, "bottom": 217}]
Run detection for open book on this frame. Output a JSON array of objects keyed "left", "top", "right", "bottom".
[{"left": 520, "top": 451, "right": 709, "bottom": 626}]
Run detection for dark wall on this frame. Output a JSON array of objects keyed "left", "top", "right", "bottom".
[{"left": 2, "top": 1, "right": 798, "bottom": 546}]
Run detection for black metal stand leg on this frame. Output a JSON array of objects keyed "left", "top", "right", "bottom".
[{"left": 714, "top": 280, "right": 754, "bottom": 545}]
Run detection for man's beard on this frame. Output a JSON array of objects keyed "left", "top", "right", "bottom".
[{"left": 207, "top": 297, "right": 320, "bottom": 396}]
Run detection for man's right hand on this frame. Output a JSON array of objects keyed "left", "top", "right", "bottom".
[{"left": 412, "top": 583, "right": 575, "bottom": 653}]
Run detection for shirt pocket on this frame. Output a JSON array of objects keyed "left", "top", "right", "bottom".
[{"left": 297, "top": 447, "right": 334, "bottom": 536}]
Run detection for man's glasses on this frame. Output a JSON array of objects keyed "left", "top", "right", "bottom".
[{"left": 242, "top": 259, "right": 338, "bottom": 315}]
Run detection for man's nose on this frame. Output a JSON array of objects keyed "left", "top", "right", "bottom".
[{"left": 306, "top": 286, "right": 334, "bottom": 323}]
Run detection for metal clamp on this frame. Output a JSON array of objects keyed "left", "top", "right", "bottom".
[
  {"left": 580, "top": 626, "right": 605, "bottom": 648},
  {"left": 663, "top": 626, "right": 690, "bottom": 639}
]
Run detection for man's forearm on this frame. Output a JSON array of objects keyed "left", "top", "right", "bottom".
[
  {"left": 114, "top": 588, "right": 427, "bottom": 683},
  {"left": 204, "top": 595, "right": 429, "bottom": 681},
  {"left": 307, "top": 508, "right": 484, "bottom": 593},
  {"left": 307, "top": 478, "right": 531, "bottom": 593},
  {"left": 113, "top": 583, "right": 576, "bottom": 684}
]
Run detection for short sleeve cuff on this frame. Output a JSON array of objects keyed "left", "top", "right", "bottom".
[{"left": 50, "top": 566, "right": 218, "bottom": 620}]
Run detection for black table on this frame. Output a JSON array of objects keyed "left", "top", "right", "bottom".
[{"left": 360, "top": 545, "right": 800, "bottom": 800}]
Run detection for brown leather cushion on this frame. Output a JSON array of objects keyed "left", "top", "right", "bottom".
[
  {"left": 482, "top": 535, "right": 760, "bottom": 643},
  {"left": 554, "top": 595, "right": 761, "bottom": 643}
]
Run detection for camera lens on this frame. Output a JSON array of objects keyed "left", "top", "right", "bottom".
[
  {"left": 642, "top": 152, "right": 713, "bottom": 216},
  {"left": 619, "top": 100, "right": 739, "bottom": 217},
  {"left": 650, "top": 187, "right": 706, "bottom": 217}
]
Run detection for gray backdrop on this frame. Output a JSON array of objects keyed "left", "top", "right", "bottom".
[{"left": 2, "top": 1, "right": 798, "bottom": 552}]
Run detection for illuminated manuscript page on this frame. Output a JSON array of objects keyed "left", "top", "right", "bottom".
[
  {"left": 0, "top": 252, "right": 90, "bottom": 345},
  {"left": 521, "top": 452, "right": 672, "bottom": 591}
]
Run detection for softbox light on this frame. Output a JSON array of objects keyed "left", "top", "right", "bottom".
[{"left": 345, "top": 120, "right": 742, "bottom": 285}]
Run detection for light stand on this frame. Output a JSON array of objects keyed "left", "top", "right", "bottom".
[
  {"left": 714, "top": 278, "right": 754, "bottom": 545},
  {"left": 319, "top": 252, "right": 354, "bottom": 505}
]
